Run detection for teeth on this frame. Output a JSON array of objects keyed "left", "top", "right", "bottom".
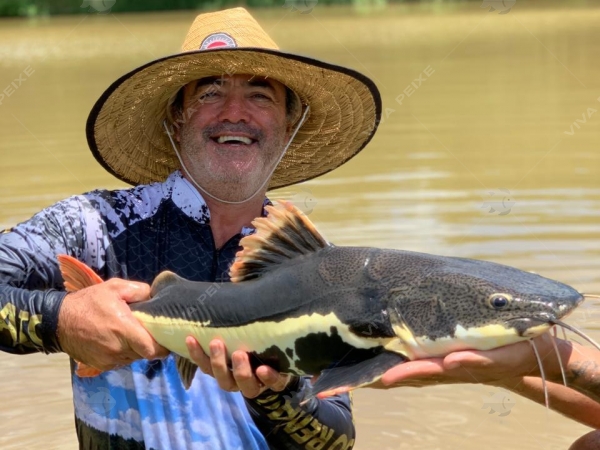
[{"left": 217, "top": 135, "right": 252, "bottom": 145}]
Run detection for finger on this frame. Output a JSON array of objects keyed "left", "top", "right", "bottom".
[
  {"left": 125, "top": 317, "right": 170, "bottom": 360},
  {"left": 256, "top": 365, "right": 290, "bottom": 392},
  {"left": 209, "top": 340, "right": 239, "bottom": 392},
  {"left": 381, "top": 359, "right": 445, "bottom": 385},
  {"left": 186, "top": 336, "right": 213, "bottom": 376},
  {"left": 115, "top": 281, "right": 152, "bottom": 304},
  {"left": 445, "top": 345, "right": 539, "bottom": 376},
  {"left": 232, "top": 351, "right": 264, "bottom": 398},
  {"left": 443, "top": 351, "right": 490, "bottom": 369}
]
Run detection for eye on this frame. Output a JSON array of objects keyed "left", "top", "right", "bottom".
[
  {"left": 198, "top": 90, "right": 219, "bottom": 101},
  {"left": 487, "top": 293, "right": 513, "bottom": 309},
  {"left": 251, "top": 92, "right": 273, "bottom": 102},
  {"left": 195, "top": 86, "right": 223, "bottom": 103}
]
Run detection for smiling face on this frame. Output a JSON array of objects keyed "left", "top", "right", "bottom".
[{"left": 176, "top": 74, "right": 291, "bottom": 202}]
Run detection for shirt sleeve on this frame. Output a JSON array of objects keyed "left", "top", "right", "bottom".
[
  {"left": 245, "top": 377, "right": 355, "bottom": 450},
  {"left": 0, "top": 197, "right": 90, "bottom": 354}
]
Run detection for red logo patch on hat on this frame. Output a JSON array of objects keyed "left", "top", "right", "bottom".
[{"left": 200, "top": 33, "right": 237, "bottom": 50}]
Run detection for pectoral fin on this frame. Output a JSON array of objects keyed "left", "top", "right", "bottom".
[
  {"left": 176, "top": 355, "right": 199, "bottom": 389},
  {"left": 307, "top": 351, "right": 407, "bottom": 400}
]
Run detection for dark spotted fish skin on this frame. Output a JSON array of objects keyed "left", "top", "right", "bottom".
[
  {"left": 131, "top": 235, "right": 582, "bottom": 395},
  {"left": 66, "top": 201, "right": 584, "bottom": 398}
]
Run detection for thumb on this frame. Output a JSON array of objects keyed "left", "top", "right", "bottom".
[
  {"left": 444, "top": 351, "right": 492, "bottom": 369},
  {"left": 119, "top": 281, "right": 151, "bottom": 303}
]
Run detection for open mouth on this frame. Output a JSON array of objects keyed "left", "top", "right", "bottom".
[{"left": 211, "top": 135, "right": 257, "bottom": 146}]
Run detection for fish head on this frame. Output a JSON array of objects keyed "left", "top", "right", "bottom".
[
  {"left": 449, "top": 259, "right": 582, "bottom": 333},
  {"left": 387, "top": 254, "right": 583, "bottom": 358}
]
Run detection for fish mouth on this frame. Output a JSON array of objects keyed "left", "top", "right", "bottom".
[
  {"left": 506, "top": 317, "right": 555, "bottom": 338},
  {"left": 508, "top": 291, "right": 584, "bottom": 335},
  {"left": 506, "top": 291, "right": 584, "bottom": 337},
  {"left": 555, "top": 291, "right": 585, "bottom": 314}
]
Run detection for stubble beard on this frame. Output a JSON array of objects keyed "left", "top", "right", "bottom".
[{"left": 179, "top": 123, "right": 287, "bottom": 203}]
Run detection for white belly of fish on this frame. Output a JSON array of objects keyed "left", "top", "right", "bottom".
[
  {"left": 133, "top": 311, "right": 384, "bottom": 373},
  {"left": 388, "top": 322, "right": 550, "bottom": 360}
]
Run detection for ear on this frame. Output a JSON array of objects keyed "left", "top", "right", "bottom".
[{"left": 170, "top": 82, "right": 196, "bottom": 143}]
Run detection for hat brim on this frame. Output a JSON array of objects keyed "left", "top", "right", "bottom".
[{"left": 86, "top": 47, "right": 381, "bottom": 190}]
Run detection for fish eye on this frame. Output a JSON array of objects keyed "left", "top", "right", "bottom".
[{"left": 487, "top": 293, "right": 513, "bottom": 309}]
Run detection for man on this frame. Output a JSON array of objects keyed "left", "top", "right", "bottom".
[
  {"left": 381, "top": 333, "right": 600, "bottom": 449},
  {"left": 0, "top": 8, "right": 381, "bottom": 449}
]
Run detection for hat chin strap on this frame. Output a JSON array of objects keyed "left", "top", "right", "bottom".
[{"left": 163, "top": 105, "right": 310, "bottom": 205}]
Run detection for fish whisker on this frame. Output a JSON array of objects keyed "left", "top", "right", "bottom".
[
  {"left": 560, "top": 326, "right": 569, "bottom": 342},
  {"left": 551, "top": 319, "right": 600, "bottom": 352},
  {"left": 582, "top": 293, "right": 600, "bottom": 299},
  {"left": 550, "top": 326, "right": 567, "bottom": 387},
  {"left": 529, "top": 339, "right": 549, "bottom": 409}
]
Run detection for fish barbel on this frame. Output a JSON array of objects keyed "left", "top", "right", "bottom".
[{"left": 58, "top": 201, "right": 585, "bottom": 400}]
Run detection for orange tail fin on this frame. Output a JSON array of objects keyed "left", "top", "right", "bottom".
[
  {"left": 75, "top": 365, "right": 103, "bottom": 377},
  {"left": 57, "top": 254, "right": 103, "bottom": 291},
  {"left": 57, "top": 254, "right": 105, "bottom": 378}
]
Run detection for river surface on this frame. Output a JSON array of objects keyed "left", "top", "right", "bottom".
[{"left": 1, "top": 2, "right": 599, "bottom": 449}]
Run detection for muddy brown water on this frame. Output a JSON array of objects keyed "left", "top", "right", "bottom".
[{"left": 1, "top": 3, "right": 599, "bottom": 449}]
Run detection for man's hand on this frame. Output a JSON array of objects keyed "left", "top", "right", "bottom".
[
  {"left": 380, "top": 334, "right": 562, "bottom": 388},
  {"left": 58, "top": 279, "right": 169, "bottom": 371},
  {"left": 186, "top": 337, "right": 293, "bottom": 398}
]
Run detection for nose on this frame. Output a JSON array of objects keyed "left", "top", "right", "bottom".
[{"left": 216, "top": 92, "right": 250, "bottom": 124}]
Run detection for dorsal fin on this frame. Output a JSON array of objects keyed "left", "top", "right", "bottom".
[
  {"left": 229, "top": 201, "right": 329, "bottom": 282},
  {"left": 150, "top": 271, "right": 185, "bottom": 297}
]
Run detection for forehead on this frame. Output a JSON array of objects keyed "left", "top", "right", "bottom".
[{"left": 189, "top": 74, "right": 287, "bottom": 92}]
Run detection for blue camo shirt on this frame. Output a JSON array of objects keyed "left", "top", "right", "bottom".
[{"left": 0, "top": 171, "right": 355, "bottom": 450}]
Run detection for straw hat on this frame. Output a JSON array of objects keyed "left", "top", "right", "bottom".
[{"left": 86, "top": 7, "right": 381, "bottom": 189}]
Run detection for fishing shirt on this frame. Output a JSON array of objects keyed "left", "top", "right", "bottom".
[{"left": 0, "top": 171, "right": 355, "bottom": 450}]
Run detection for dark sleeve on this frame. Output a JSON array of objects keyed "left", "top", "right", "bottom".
[
  {"left": 0, "top": 197, "right": 89, "bottom": 354},
  {"left": 245, "top": 377, "right": 355, "bottom": 450}
]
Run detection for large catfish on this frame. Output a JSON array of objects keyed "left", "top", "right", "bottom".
[{"left": 59, "top": 201, "right": 585, "bottom": 401}]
